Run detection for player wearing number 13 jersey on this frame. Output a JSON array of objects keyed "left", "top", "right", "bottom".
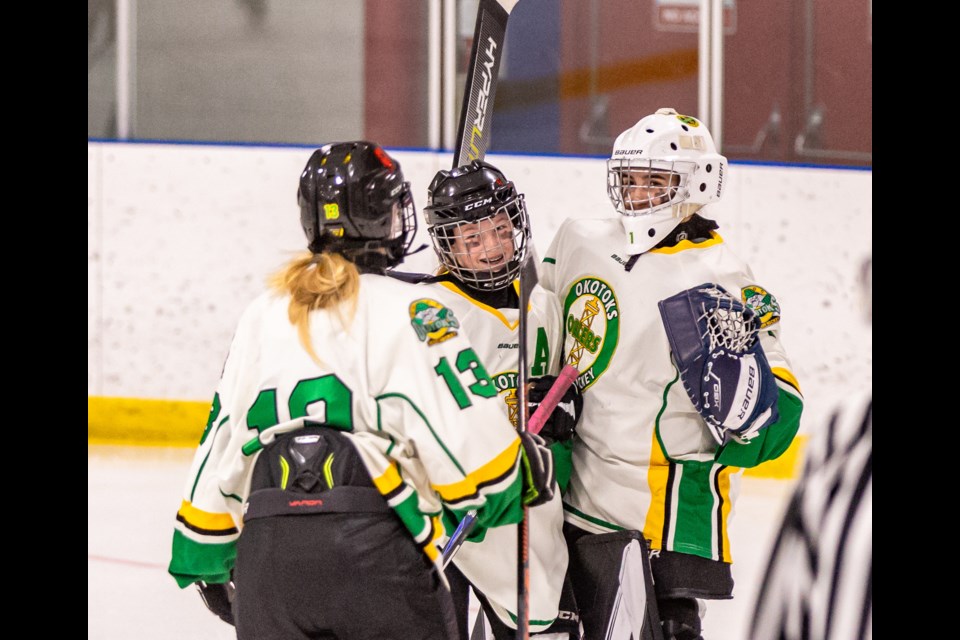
[
  {"left": 167, "top": 142, "right": 555, "bottom": 640},
  {"left": 402, "top": 161, "right": 578, "bottom": 638}
]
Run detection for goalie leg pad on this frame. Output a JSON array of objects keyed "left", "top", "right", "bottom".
[{"left": 563, "top": 525, "right": 664, "bottom": 640}]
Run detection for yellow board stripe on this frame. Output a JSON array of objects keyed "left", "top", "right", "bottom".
[
  {"left": 89, "top": 396, "right": 807, "bottom": 479},
  {"left": 88, "top": 396, "right": 208, "bottom": 447}
]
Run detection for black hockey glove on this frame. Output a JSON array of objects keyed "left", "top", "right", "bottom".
[
  {"left": 519, "top": 431, "right": 556, "bottom": 507},
  {"left": 528, "top": 375, "right": 582, "bottom": 443},
  {"left": 197, "top": 577, "right": 235, "bottom": 626}
]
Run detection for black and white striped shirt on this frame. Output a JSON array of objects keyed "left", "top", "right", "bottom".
[{"left": 750, "top": 391, "right": 872, "bottom": 640}]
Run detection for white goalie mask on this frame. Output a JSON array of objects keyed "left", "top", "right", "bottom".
[{"left": 607, "top": 108, "right": 727, "bottom": 255}]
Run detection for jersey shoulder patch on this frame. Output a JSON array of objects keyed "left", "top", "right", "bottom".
[
  {"left": 409, "top": 298, "right": 461, "bottom": 345},
  {"left": 741, "top": 284, "right": 781, "bottom": 328}
]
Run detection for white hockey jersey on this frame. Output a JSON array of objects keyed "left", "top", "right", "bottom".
[
  {"left": 169, "top": 273, "right": 528, "bottom": 588},
  {"left": 414, "top": 275, "right": 570, "bottom": 632},
  {"left": 541, "top": 216, "right": 803, "bottom": 564}
]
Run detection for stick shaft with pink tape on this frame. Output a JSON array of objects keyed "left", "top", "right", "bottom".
[{"left": 527, "top": 364, "right": 580, "bottom": 436}]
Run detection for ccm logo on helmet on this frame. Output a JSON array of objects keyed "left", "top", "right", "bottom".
[{"left": 464, "top": 197, "right": 493, "bottom": 211}]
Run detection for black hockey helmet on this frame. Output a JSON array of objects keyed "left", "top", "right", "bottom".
[
  {"left": 423, "top": 160, "right": 530, "bottom": 290},
  {"left": 297, "top": 141, "right": 417, "bottom": 270}
]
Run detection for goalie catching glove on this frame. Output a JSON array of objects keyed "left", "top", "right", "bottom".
[
  {"left": 519, "top": 430, "right": 556, "bottom": 507},
  {"left": 658, "top": 283, "right": 779, "bottom": 445}
]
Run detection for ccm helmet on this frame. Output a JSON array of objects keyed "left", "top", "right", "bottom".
[
  {"left": 608, "top": 108, "right": 727, "bottom": 254},
  {"left": 423, "top": 160, "right": 531, "bottom": 290},
  {"left": 297, "top": 141, "right": 417, "bottom": 270}
]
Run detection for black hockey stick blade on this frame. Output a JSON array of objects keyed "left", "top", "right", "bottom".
[{"left": 452, "top": 0, "right": 520, "bottom": 168}]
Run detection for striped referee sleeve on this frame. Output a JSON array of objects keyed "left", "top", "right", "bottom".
[{"left": 749, "top": 392, "right": 872, "bottom": 640}]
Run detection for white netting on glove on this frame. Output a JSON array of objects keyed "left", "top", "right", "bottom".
[{"left": 695, "top": 285, "right": 760, "bottom": 354}]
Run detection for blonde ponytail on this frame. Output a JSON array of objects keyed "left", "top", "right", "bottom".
[{"left": 269, "top": 251, "right": 360, "bottom": 364}]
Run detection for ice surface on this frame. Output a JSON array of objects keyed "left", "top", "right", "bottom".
[{"left": 88, "top": 445, "right": 794, "bottom": 640}]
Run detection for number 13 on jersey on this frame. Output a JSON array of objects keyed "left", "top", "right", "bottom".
[{"left": 435, "top": 347, "right": 499, "bottom": 409}]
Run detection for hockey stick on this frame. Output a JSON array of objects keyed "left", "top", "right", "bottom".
[
  {"left": 452, "top": 0, "right": 520, "bottom": 167},
  {"left": 440, "top": 363, "right": 579, "bottom": 570},
  {"left": 528, "top": 363, "right": 580, "bottom": 436},
  {"left": 441, "top": 0, "right": 522, "bottom": 574},
  {"left": 447, "top": 4, "right": 536, "bottom": 634},
  {"left": 514, "top": 253, "right": 538, "bottom": 639}
]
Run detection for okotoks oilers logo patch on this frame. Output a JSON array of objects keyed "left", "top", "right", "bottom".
[
  {"left": 563, "top": 277, "right": 620, "bottom": 392},
  {"left": 491, "top": 370, "right": 520, "bottom": 428},
  {"left": 741, "top": 285, "right": 781, "bottom": 328},
  {"left": 409, "top": 298, "right": 460, "bottom": 345}
]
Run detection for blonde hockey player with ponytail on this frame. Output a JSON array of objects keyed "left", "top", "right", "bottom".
[{"left": 168, "top": 141, "right": 556, "bottom": 640}]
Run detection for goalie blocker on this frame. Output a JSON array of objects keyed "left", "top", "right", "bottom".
[{"left": 658, "top": 283, "right": 779, "bottom": 445}]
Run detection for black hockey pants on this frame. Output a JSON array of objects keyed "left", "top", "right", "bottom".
[{"left": 233, "top": 426, "right": 460, "bottom": 640}]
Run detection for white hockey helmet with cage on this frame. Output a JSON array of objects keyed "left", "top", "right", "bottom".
[{"left": 607, "top": 108, "right": 727, "bottom": 254}]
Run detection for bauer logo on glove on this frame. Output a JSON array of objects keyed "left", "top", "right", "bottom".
[{"left": 658, "top": 283, "right": 780, "bottom": 445}]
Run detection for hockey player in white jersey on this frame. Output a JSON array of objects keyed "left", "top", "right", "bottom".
[
  {"left": 167, "top": 142, "right": 556, "bottom": 640},
  {"left": 402, "top": 160, "right": 582, "bottom": 638},
  {"left": 541, "top": 109, "right": 804, "bottom": 640}
]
